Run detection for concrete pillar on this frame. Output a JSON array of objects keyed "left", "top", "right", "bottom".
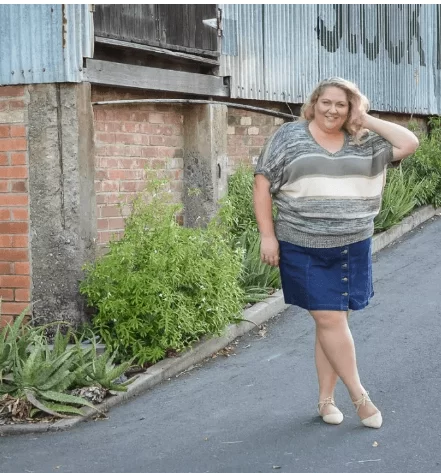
[
  {"left": 182, "top": 103, "right": 228, "bottom": 227},
  {"left": 27, "top": 83, "right": 96, "bottom": 328}
]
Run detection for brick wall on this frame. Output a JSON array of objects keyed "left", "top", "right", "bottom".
[
  {"left": 92, "top": 87, "right": 184, "bottom": 246},
  {"left": 227, "top": 107, "right": 289, "bottom": 174},
  {"left": 0, "top": 86, "right": 30, "bottom": 326}
]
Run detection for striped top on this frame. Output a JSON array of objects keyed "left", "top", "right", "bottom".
[{"left": 255, "top": 120, "right": 394, "bottom": 248}]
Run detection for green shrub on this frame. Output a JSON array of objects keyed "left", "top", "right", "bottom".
[
  {"left": 235, "top": 230, "right": 281, "bottom": 303},
  {"left": 402, "top": 116, "right": 441, "bottom": 207},
  {"left": 218, "top": 166, "right": 282, "bottom": 300},
  {"left": 80, "top": 180, "right": 245, "bottom": 365},
  {"left": 218, "top": 164, "right": 259, "bottom": 240},
  {"left": 374, "top": 166, "right": 427, "bottom": 233}
]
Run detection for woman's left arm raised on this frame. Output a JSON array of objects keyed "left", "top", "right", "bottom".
[{"left": 362, "top": 114, "right": 419, "bottom": 161}]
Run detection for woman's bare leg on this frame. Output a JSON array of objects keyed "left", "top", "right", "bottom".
[
  {"left": 310, "top": 310, "right": 379, "bottom": 420},
  {"left": 315, "top": 332, "right": 340, "bottom": 416}
]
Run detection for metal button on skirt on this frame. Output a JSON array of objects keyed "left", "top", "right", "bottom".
[{"left": 278, "top": 238, "right": 373, "bottom": 311}]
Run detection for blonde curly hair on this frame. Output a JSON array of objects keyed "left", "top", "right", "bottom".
[{"left": 301, "top": 77, "right": 370, "bottom": 141}]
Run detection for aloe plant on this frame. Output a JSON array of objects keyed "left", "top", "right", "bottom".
[
  {"left": 0, "top": 307, "right": 133, "bottom": 420},
  {"left": 375, "top": 166, "right": 427, "bottom": 233}
]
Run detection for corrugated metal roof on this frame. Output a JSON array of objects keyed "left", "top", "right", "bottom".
[
  {"left": 0, "top": 4, "right": 93, "bottom": 85},
  {"left": 221, "top": 4, "right": 441, "bottom": 115}
]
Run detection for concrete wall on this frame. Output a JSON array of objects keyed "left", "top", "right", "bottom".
[
  {"left": 183, "top": 103, "right": 228, "bottom": 227},
  {"left": 27, "top": 83, "right": 96, "bottom": 328}
]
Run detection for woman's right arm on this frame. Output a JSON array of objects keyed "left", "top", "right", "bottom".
[{"left": 253, "top": 174, "right": 280, "bottom": 267}]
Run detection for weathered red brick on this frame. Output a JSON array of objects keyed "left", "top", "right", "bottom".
[
  {"left": 0, "top": 86, "right": 25, "bottom": 97},
  {"left": 0, "top": 315, "right": 14, "bottom": 328},
  {"left": 0, "top": 166, "right": 28, "bottom": 178},
  {"left": 12, "top": 235, "right": 28, "bottom": 248},
  {"left": 0, "top": 126, "right": 10, "bottom": 138},
  {"left": 11, "top": 208, "right": 28, "bottom": 220},
  {"left": 0, "top": 262, "right": 12, "bottom": 274},
  {"left": 0, "top": 288, "right": 14, "bottom": 301},
  {"left": 108, "top": 217, "right": 125, "bottom": 230},
  {"left": 0, "top": 235, "right": 13, "bottom": 247},
  {"left": 0, "top": 194, "right": 28, "bottom": 206},
  {"left": 149, "top": 113, "right": 165, "bottom": 124},
  {"left": 14, "top": 262, "right": 30, "bottom": 275},
  {"left": 100, "top": 205, "right": 121, "bottom": 218},
  {"left": 0, "top": 152, "right": 8, "bottom": 166},
  {"left": 10, "top": 152, "right": 27, "bottom": 165},
  {"left": 14, "top": 289, "right": 30, "bottom": 302},
  {"left": 10, "top": 180, "right": 27, "bottom": 192},
  {"left": 0, "top": 138, "right": 27, "bottom": 152},
  {"left": 0, "top": 248, "right": 28, "bottom": 261},
  {"left": 0, "top": 208, "right": 10, "bottom": 220},
  {"left": 0, "top": 222, "right": 28, "bottom": 234},
  {"left": 0, "top": 275, "right": 30, "bottom": 288},
  {"left": 10, "top": 125, "right": 26, "bottom": 137},
  {"left": 97, "top": 218, "right": 109, "bottom": 230},
  {"left": 1, "top": 302, "right": 30, "bottom": 315}
]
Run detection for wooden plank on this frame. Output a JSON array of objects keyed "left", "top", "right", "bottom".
[
  {"left": 95, "top": 37, "right": 219, "bottom": 66},
  {"left": 93, "top": 32, "right": 219, "bottom": 58},
  {"left": 84, "top": 59, "right": 229, "bottom": 97},
  {"left": 93, "top": 5, "right": 219, "bottom": 57}
]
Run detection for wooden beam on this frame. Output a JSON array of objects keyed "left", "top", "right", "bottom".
[
  {"left": 84, "top": 59, "right": 229, "bottom": 97},
  {"left": 95, "top": 37, "right": 220, "bottom": 66}
]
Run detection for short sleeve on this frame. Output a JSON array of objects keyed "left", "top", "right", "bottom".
[
  {"left": 369, "top": 132, "right": 394, "bottom": 165},
  {"left": 254, "top": 123, "right": 290, "bottom": 194}
]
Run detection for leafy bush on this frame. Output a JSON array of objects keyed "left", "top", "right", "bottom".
[
  {"left": 80, "top": 180, "right": 245, "bottom": 365},
  {"left": 218, "top": 165, "right": 282, "bottom": 300},
  {"left": 402, "top": 117, "right": 441, "bottom": 207},
  {"left": 236, "top": 230, "right": 281, "bottom": 303},
  {"left": 218, "top": 164, "right": 258, "bottom": 240},
  {"left": 374, "top": 166, "right": 427, "bottom": 233}
]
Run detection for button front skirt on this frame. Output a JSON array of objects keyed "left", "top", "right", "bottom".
[{"left": 278, "top": 238, "right": 374, "bottom": 311}]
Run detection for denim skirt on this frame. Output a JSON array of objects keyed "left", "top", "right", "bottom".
[{"left": 278, "top": 238, "right": 374, "bottom": 311}]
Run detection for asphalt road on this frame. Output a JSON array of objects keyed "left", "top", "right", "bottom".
[{"left": 1, "top": 216, "right": 440, "bottom": 473}]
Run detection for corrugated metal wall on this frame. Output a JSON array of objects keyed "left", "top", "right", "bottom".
[
  {"left": 221, "top": 4, "right": 441, "bottom": 115},
  {"left": 0, "top": 4, "right": 93, "bottom": 85}
]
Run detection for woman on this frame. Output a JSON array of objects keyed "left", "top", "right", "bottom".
[{"left": 253, "top": 77, "right": 419, "bottom": 429}]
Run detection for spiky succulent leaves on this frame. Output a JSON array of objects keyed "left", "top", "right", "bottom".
[
  {"left": 38, "top": 402, "right": 84, "bottom": 417},
  {"left": 8, "top": 337, "right": 78, "bottom": 396},
  {"left": 37, "top": 390, "right": 97, "bottom": 411},
  {"left": 0, "top": 310, "right": 29, "bottom": 373},
  {"left": 84, "top": 350, "right": 133, "bottom": 391},
  {"left": 25, "top": 390, "right": 68, "bottom": 418},
  {"left": 70, "top": 346, "right": 95, "bottom": 389},
  {"left": 52, "top": 328, "right": 72, "bottom": 358},
  {"left": 0, "top": 382, "right": 16, "bottom": 395}
]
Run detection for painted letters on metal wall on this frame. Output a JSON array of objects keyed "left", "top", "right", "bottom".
[{"left": 221, "top": 4, "right": 441, "bottom": 114}]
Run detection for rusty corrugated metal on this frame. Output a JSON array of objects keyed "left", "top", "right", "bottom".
[
  {"left": 0, "top": 4, "right": 93, "bottom": 85},
  {"left": 221, "top": 4, "right": 441, "bottom": 115}
]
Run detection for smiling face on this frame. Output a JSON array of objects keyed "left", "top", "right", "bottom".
[{"left": 313, "top": 86, "right": 350, "bottom": 133}]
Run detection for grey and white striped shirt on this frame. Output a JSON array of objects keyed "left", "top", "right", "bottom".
[{"left": 255, "top": 120, "right": 394, "bottom": 248}]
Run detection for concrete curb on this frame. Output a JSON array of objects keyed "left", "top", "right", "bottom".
[
  {"left": 1, "top": 205, "right": 439, "bottom": 436},
  {"left": 372, "top": 205, "right": 440, "bottom": 254}
]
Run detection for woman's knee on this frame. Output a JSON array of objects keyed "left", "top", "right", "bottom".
[{"left": 310, "top": 310, "right": 347, "bottom": 329}]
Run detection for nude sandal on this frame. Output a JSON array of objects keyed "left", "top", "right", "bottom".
[
  {"left": 318, "top": 397, "right": 344, "bottom": 425},
  {"left": 353, "top": 392, "right": 383, "bottom": 429}
]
